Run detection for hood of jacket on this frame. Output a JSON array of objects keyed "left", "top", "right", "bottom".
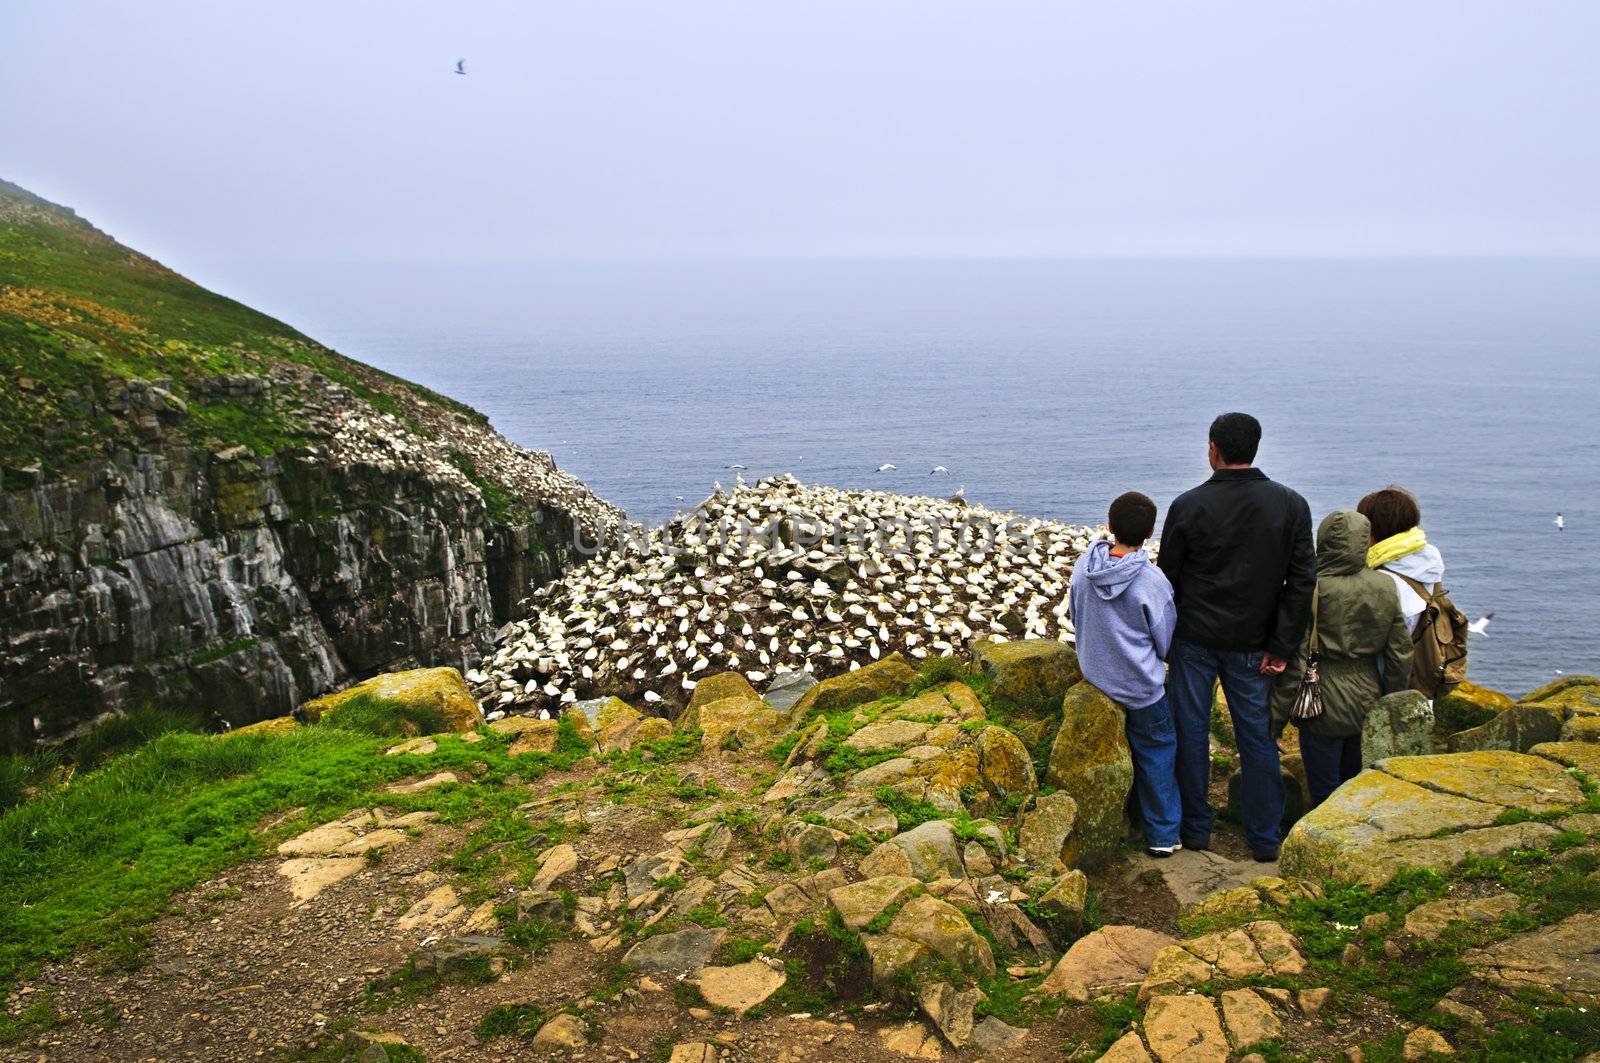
[
  {"left": 1080, "top": 540, "right": 1152, "bottom": 601},
  {"left": 1383, "top": 542, "right": 1445, "bottom": 586},
  {"left": 1316, "top": 509, "right": 1370, "bottom": 578}
]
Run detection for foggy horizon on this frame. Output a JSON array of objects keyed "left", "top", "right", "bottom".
[{"left": 6, "top": 1, "right": 1599, "bottom": 278}]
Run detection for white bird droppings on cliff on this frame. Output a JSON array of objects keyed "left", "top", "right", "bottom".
[{"left": 473, "top": 475, "right": 1107, "bottom": 714}]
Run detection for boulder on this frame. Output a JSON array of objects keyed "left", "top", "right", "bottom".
[
  {"left": 305, "top": 667, "right": 481, "bottom": 733},
  {"left": 883, "top": 821, "right": 965, "bottom": 881},
  {"left": 1035, "top": 869, "right": 1089, "bottom": 931},
  {"left": 1447, "top": 704, "right": 1564, "bottom": 754},
  {"left": 1279, "top": 753, "right": 1579, "bottom": 885},
  {"left": 975, "top": 725, "right": 1037, "bottom": 798},
  {"left": 791, "top": 654, "right": 917, "bottom": 716},
  {"left": 1017, "top": 792, "right": 1080, "bottom": 871},
  {"left": 863, "top": 933, "right": 933, "bottom": 991},
  {"left": 683, "top": 672, "right": 761, "bottom": 724},
  {"left": 764, "top": 670, "right": 818, "bottom": 714},
  {"left": 918, "top": 981, "right": 984, "bottom": 1047},
  {"left": 226, "top": 715, "right": 298, "bottom": 737},
  {"left": 1037, "top": 924, "right": 1176, "bottom": 1001},
  {"left": 782, "top": 820, "right": 842, "bottom": 865},
  {"left": 562, "top": 696, "right": 646, "bottom": 750},
  {"left": 1561, "top": 715, "right": 1600, "bottom": 743},
  {"left": 694, "top": 695, "right": 789, "bottom": 752},
  {"left": 1404, "top": 893, "right": 1520, "bottom": 940},
  {"left": 845, "top": 719, "right": 930, "bottom": 752},
  {"left": 1531, "top": 740, "right": 1600, "bottom": 776},
  {"left": 829, "top": 875, "right": 921, "bottom": 930},
  {"left": 1044, "top": 682, "right": 1133, "bottom": 866},
  {"left": 1361, "top": 690, "right": 1435, "bottom": 764},
  {"left": 888, "top": 894, "right": 996, "bottom": 976},
  {"left": 972, "top": 639, "right": 1082, "bottom": 715},
  {"left": 1434, "top": 681, "right": 1514, "bottom": 734},
  {"left": 531, "top": 1013, "right": 588, "bottom": 1049},
  {"left": 1521, "top": 674, "right": 1600, "bottom": 713},
  {"left": 818, "top": 794, "right": 899, "bottom": 836}
]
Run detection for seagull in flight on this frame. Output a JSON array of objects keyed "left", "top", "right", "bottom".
[
  {"left": 930, "top": 465, "right": 948, "bottom": 475},
  {"left": 875, "top": 463, "right": 897, "bottom": 473},
  {"left": 1555, "top": 513, "right": 1565, "bottom": 531},
  {"left": 454, "top": 58, "right": 467, "bottom": 75},
  {"left": 1468, "top": 612, "right": 1495, "bottom": 637},
  {"left": 727, "top": 464, "right": 747, "bottom": 471}
]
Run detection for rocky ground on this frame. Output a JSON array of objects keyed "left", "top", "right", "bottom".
[{"left": 5, "top": 658, "right": 1600, "bottom": 1063}]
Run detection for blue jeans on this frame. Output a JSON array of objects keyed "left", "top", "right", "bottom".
[
  {"left": 1299, "top": 729, "right": 1362, "bottom": 808},
  {"left": 1167, "top": 637, "right": 1284, "bottom": 853},
  {"left": 1123, "top": 694, "right": 1182, "bottom": 849}
]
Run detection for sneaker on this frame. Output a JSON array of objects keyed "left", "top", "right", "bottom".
[
  {"left": 1180, "top": 835, "right": 1211, "bottom": 852},
  {"left": 1146, "top": 843, "right": 1183, "bottom": 859},
  {"left": 1252, "top": 847, "right": 1280, "bottom": 863}
]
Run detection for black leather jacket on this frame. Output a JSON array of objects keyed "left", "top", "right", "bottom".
[{"left": 1156, "top": 467, "right": 1316, "bottom": 660}]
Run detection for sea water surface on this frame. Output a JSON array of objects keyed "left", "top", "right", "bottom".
[{"left": 213, "top": 258, "right": 1600, "bottom": 697}]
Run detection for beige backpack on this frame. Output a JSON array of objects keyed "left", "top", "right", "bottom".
[{"left": 1396, "top": 574, "right": 1469, "bottom": 699}]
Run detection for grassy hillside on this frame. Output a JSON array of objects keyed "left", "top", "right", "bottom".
[{"left": 0, "top": 178, "right": 480, "bottom": 478}]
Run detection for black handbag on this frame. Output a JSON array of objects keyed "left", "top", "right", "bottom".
[{"left": 1289, "top": 589, "right": 1323, "bottom": 721}]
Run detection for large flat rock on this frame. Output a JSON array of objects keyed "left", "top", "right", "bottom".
[
  {"left": 1280, "top": 751, "right": 1582, "bottom": 886},
  {"left": 1465, "top": 913, "right": 1600, "bottom": 1004}
]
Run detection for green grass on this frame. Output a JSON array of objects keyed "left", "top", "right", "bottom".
[
  {"left": 475, "top": 1002, "right": 548, "bottom": 1040},
  {"left": 317, "top": 692, "right": 448, "bottom": 738}
]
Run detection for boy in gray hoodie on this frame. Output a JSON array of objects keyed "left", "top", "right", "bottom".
[{"left": 1069, "top": 492, "right": 1182, "bottom": 856}]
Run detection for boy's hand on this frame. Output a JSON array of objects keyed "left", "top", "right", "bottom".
[{"left": 1260, "top": 652, "right": 1288, "bottom": 676}]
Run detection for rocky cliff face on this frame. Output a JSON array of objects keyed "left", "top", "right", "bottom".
[{"left": 0, "top": 180, "right": 622, "bottom": 749}]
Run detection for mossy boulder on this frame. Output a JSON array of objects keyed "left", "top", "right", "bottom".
[
  {"left": 1520, "top": 674, "right": 1600, "bottom": 705},
  {"left": 975, "top": 725, "right": 1037, "bottom": 798},
  {"left": 1361, "top": 689, "right": 1434, "bottom": 764},
  {"left": 971, "top": 639, "right": 1082, "bottom": 716},
  {"left": 1434, "top": 680, "right": 1514, "bottom": 735},
  {"left": 223, "top": 715, "right": 299, "bottom": 738},
  {"left": 1279, "top": 751, "right": 1582, "bottom": 885},
  {"left": 693, "top": 695, "right": 789, "bottom": 752},
  {"left": 305, "top": 667, "right": 481, "bottom": 735},
  {"left": 790, "top": 654, "right": 916, "bottom": 716},
  {"left": 562, "top": 696, "right": 646, "bottom": 751},
  {"left": 680, "top": 672, "right": 761, "bottom": 728},
  {"left": 1446, "top": 703, "right": 1564, "bottom": 754},
  {"left": 1522, "top": 681, "right": 1600, "bottom": 715},
  {"left": 1043, "top": 682, "right": 1133, "bottom": 866}
]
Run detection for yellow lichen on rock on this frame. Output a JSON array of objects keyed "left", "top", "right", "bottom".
[{"left": 304, "top": 667, "right": 482, "bottom": 733}]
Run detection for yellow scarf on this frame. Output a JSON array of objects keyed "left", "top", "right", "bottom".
[{"left": 1368, "top": 527, "right": 1427, "bottom": 569}]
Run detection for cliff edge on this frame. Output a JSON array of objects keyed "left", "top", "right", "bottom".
[{"left": 0, "top": 179, "right": 623, "bottom": 749}]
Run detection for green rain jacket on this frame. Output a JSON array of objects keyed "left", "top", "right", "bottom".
[{"left": 1272, "top": 510, "right": 1414, "bottom": 738}]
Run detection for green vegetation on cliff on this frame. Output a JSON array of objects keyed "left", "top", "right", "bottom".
[{"left": 0, "top": 178, "right": 480, "bottom": 477}]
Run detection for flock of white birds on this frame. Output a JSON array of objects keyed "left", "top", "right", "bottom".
[{"left": 469, "top": 475, "right": 1107, "bottom": 715}]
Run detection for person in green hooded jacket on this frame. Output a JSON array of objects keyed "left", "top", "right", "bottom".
[{"left": 1271, "top": 509, "right": 1414, "bottom": 807}]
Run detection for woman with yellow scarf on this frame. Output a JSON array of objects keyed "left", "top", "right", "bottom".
[{"left": 1358, "top": 486, "right": 1445, "bottom": 637}]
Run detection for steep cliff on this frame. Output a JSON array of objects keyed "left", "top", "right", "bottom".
[{"left": 0, "top": 179, "right": 623, "bottom": 749}]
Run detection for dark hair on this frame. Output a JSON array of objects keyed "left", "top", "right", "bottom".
[
  {"left": 1357, "top": 486, "right": 1421, "bottom": 543},
  {"left": 1209, "top": 412, "right": 1261, "bottom": 465},
  {"left": 1108, "top": 491, "right": 1158, "bottom": 547}
]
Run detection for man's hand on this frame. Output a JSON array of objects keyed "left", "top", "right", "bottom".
[{"left": 1260, "top": 652, "right": 1288, "bottom": 676}]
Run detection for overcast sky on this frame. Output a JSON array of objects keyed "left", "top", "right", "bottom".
[{"left": 4, "top": 1, "right": 1598, "bottom": 264}]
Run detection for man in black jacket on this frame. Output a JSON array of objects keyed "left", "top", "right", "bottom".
[{"left": 1157, "top": 413, "right": 1315, "bottom": 861}]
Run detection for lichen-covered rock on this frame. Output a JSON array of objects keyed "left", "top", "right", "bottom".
[
  {"left": 1044, "top": 682, "right": 1133, "bottom": 866},
  {"left": 863, "top": 934, "right": 932, "bottom": 991},
  {"left": 790, "top": 653, "right": 917, "bottom": 716},
  {"left": 1447, "top": 704, "right": 1564, "bottom": 753},
  {"left": 563, "top": 696, "right": 645, "bottom": 750},
  {"left": 1434, "top": 680, "right": 1514, "bottom": 734},
  {"left": 1464, "top": 912, "right": 1600, "bottom": 1004},
  {"left": 307, "top": 667, "right": 482, "bottom": 733},
  {"left": 1561, "top": 715, "right": 1600, "bottom": 743},
  {"left": 1279, "top": 753, "right": 1579, "bottom": 885},
  {"left": 829, "top": 875, "right": 921, "bottom": 930},
  {"left": 976, "top": 725, "right": 1037, "bottom": 797},
  {"left": 1018, "top": 792, "right": 1080, "bottom": 871},
  {"left": 763, "top": 670, "right": 818, "bottom": 714},
  {"left": 1531, "top": 740, "right": 1600, "bottom": 776},
  {"left": 693, "top": 695, "right": 790, "bottom": 752},
  {"left": 884, "top": 820, "right": 966, "bottom": 881},
  {"left": 224, "top": 715, "right": 300, "bottom": 738},
  {"left": 1038, "top": 924, "right": 1175, "bottom": 1001},
  {"left": 972, "top": 639, "right": 1082, "bottom": 716},
  {"left": 682, "top": 672, "right": 761, "bottom": 726},
  {"left": 1035, "top": 869, "right": 1089, "bottom": 930},
  {"left": 1362, "top": 689, "right": 1434, "bottom": 764},
  {"left": 1521, "top": 674, "right": 1600, "bottom": 711},
  {"left": 887, "top": 894, "right": 996, "bottom": 976}
]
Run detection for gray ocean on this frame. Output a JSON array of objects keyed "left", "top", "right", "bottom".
[{"left": 215, "top": 258, "right": 1600, "bottom": 698}]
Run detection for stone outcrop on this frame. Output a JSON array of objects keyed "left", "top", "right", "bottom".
[
  {"left": 1280, "top": 749, "right": 1586, "bottom": 885},
  {"left": 971, "top": 638, "right": 1081, "bottom": 715},
  {"left": 1044, "top": 681, "right": 1133, "bottom": 866},
  {"left": 1361, "top": 689, "right": 1434, "bottom": 764}
]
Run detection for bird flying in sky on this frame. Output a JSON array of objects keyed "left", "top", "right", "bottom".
[{"left": 454, "top": 59, "right": 467, "bottom": 75}]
